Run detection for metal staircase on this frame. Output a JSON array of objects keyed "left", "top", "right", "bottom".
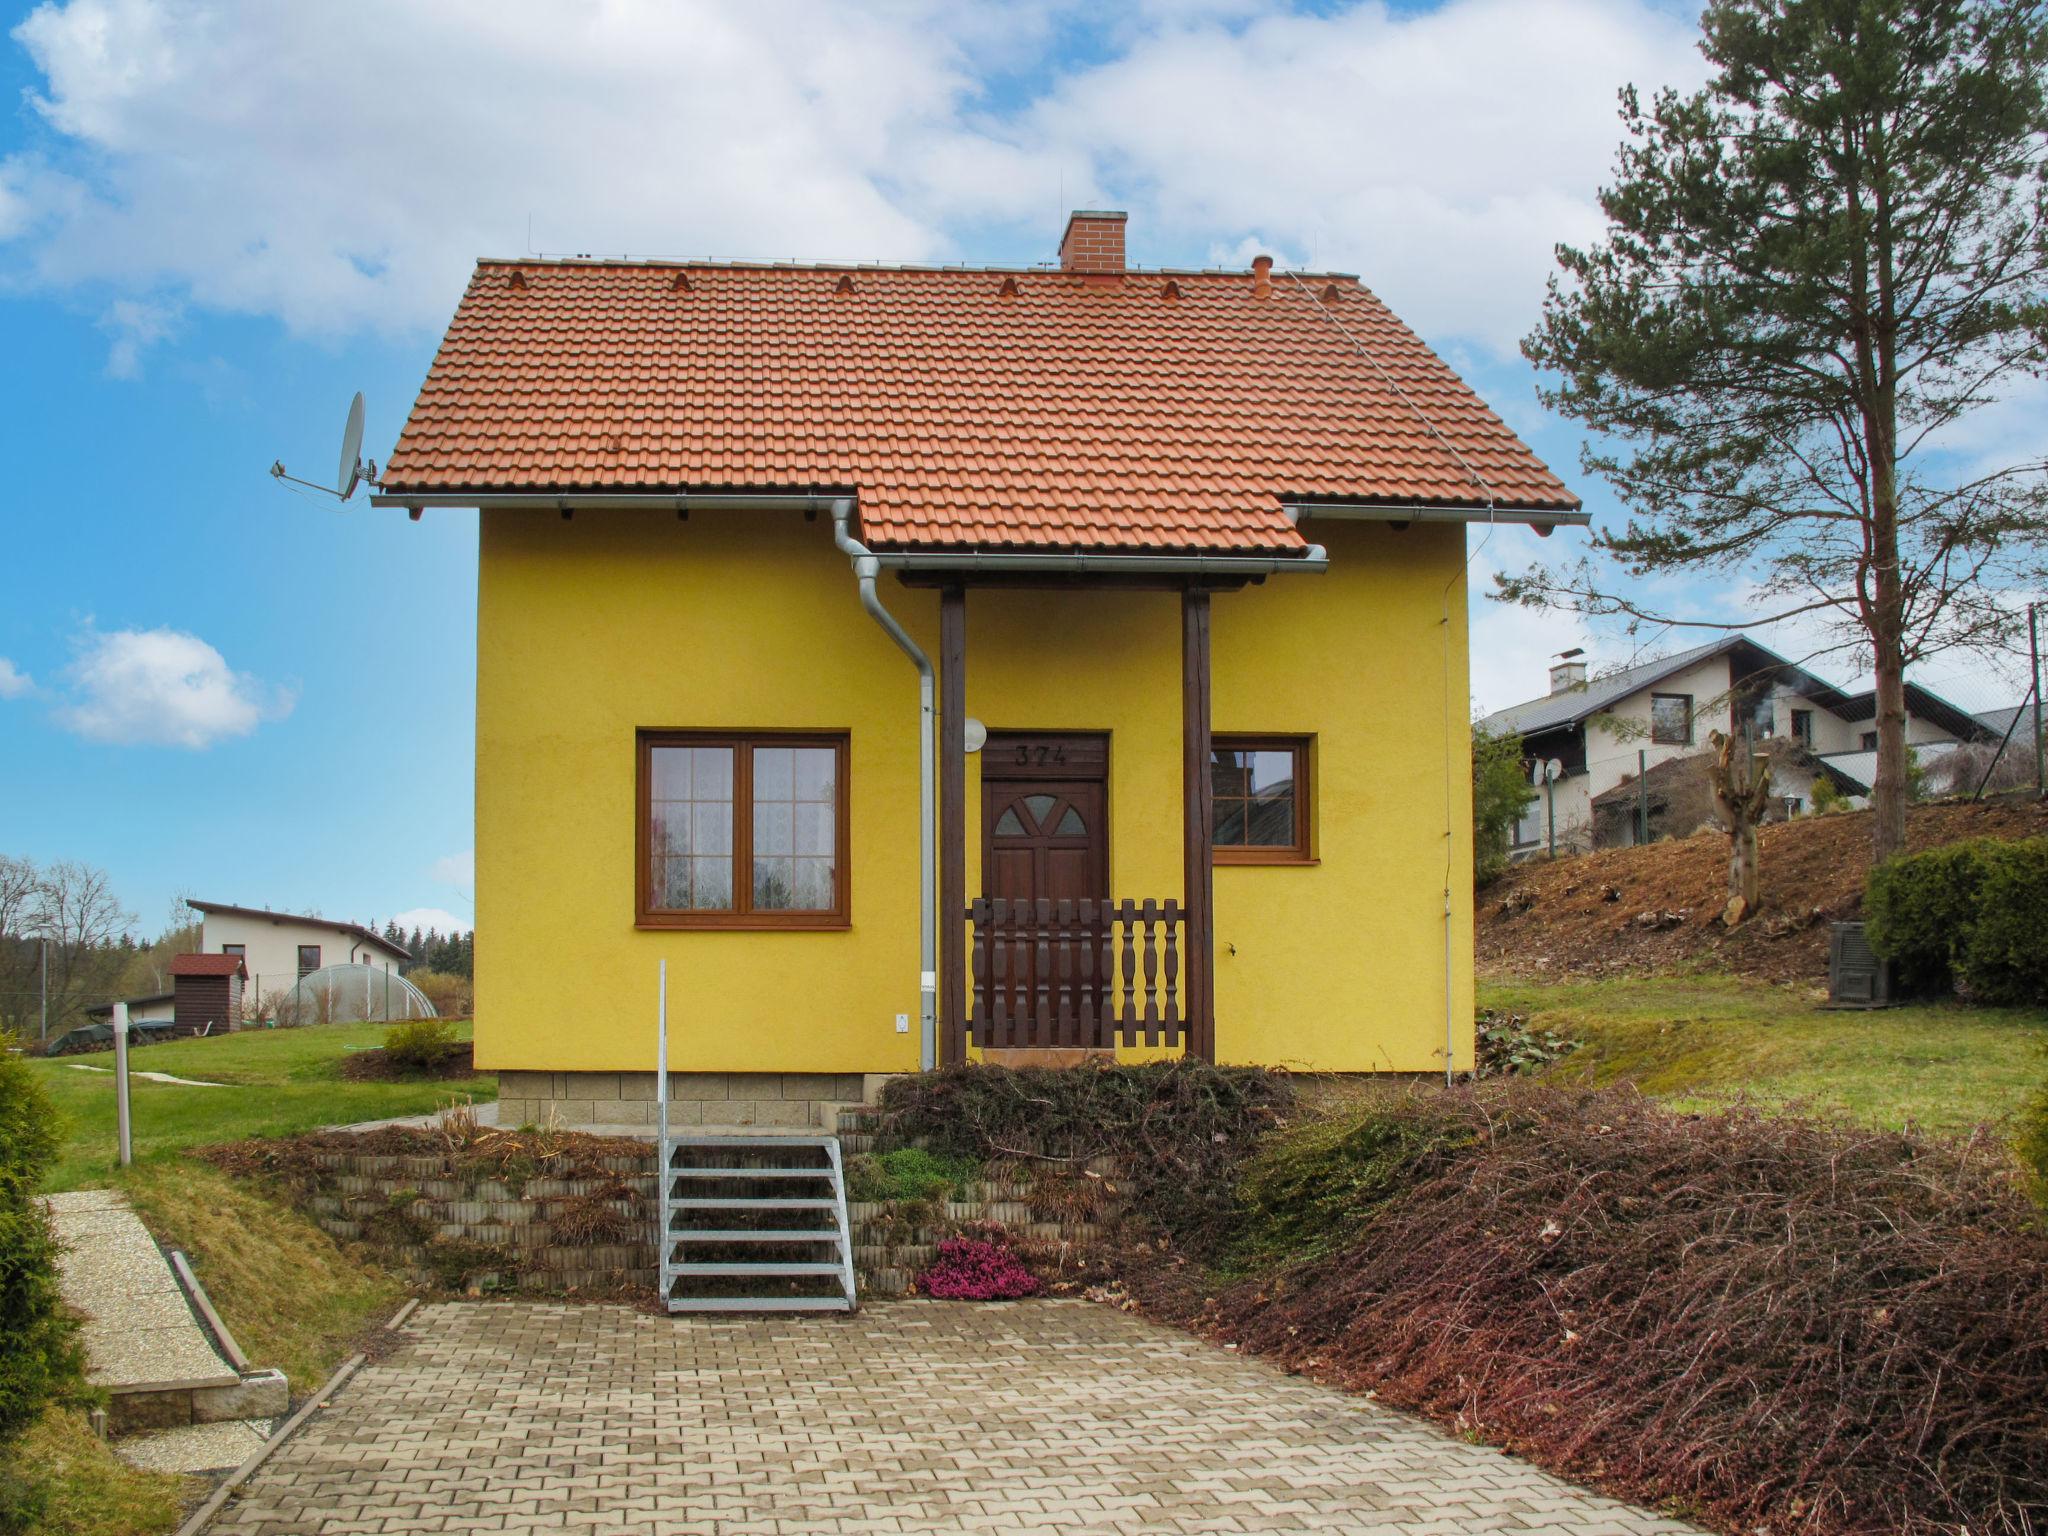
[{"left": 657, "top": 1134, "right": 858, "bottom": 1313}]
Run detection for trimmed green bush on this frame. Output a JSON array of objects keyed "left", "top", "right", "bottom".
[
  {"left": 382, "top": 1017, "right": 458, "bottom": 1072},
  {"left": 1866, "top": 836, "right": 2048, "bottom": 1004},
  {"left": 0, "top": 1035, "right": 83, "bottom": 1443},
  {"left": 1866, "top": 841, "right": 1993, "bottom": 995},
  {"left": 1960, "top": 840, "right": 2048, "bottom": 1005}
]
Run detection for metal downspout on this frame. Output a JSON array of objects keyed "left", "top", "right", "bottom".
[{"left": 831, "top": 502, "right": 938, "bottom": 1072}]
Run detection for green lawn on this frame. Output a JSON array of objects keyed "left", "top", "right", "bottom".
[
  {"left": 1481, "top": 975, "right": 2048, "bottom": 1137},
  {"left": 30, "top": 1021, "right": 495, "bottom": 1191}
]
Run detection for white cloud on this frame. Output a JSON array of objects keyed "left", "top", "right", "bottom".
[
  {"left": 0, "top": 0, "right": 1705, "bottom": 365},
  {"left": 97, "top": 296, "right": 178, "bottom": 377},
  {"left": 386, "top": 907, "right": 470, "bottom": 937},
  {"left": 428, "top": 849, "right": 474, "bottom": 887},
  {"left": 54, "top": 626, "right": 293, "bottom": 748},
  {"left": 0, "top": 658, "right": 32, "bottom": 699},
  {"left": 3, "top": 0, "right": 1029, "bottom": 338}
]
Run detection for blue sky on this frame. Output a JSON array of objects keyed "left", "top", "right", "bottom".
[{"left": 0, "top": 0, "right": 2035, "bottom": 938}]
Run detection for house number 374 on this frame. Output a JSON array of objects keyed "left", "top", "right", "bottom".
[{"left": 1016, "top": 744, "right": 1067, "bottom": 765}]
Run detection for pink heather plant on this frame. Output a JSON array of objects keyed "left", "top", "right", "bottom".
[{"left": 915, "top": 1234, "right": 1040, "bottom": 1300}]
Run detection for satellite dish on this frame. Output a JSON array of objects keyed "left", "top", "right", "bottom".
[
  {"left": 1546, "top": 758, "right": 1564, "bottom": 783},
  {"left": 269, "top": 391, "right": 377, "bottom": 502},
  {"left": 338, "top": 392, "right": 366, "bottom": 498},
  {"left": 962, "top": 718, "right": 988, "bottom": 754}
]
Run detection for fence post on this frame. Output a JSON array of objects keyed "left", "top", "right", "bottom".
[
  {"left": 656, "top": 959, "right": 669, "bottom": 1146},
  {"left": 112, "top": 1001, "right": 133, "bottom": 1168}
]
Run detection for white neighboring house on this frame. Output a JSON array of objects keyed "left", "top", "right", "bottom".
[
  {"left": 191, "top": 900, "right": 411, "bottom": 1007},
  {"left": 1479, "top": 637, "right": 1994, "bottom": 856}
]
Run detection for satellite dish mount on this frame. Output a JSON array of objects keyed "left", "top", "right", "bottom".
[{"left": 271, "top": 392, "right": 376, "bottom": 501}]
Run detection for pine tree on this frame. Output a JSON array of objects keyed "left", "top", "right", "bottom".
[{"left": 1516, "top": 0, "right": 2048, "bottom": 860}]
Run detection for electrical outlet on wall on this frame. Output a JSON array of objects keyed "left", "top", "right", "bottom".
[{"left": 895, "top": 1014, "right": 910, "bottom": 1033}]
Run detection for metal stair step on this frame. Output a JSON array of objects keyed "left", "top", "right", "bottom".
[
  {"left": 668, "top": 1261, "right": 845, "bottom": 1276},
  {"left": 665, "top": 1135, "right": 838, "bottom": 1149},
  {"left": 666, "top": 1296, "right": 855, "bottom": 1313},
  {"left": 671, "top": 1229, "right": 842, "bottom": 1243},
  {"left": 670, "top": 1197, "right": 838, "bottom": 1209},
  {"left": 668, "top": 1167, "right": 833, "bottom": 1180}
]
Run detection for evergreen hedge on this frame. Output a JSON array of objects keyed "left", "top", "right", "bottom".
[
  {"left": 0, "top": 1039, "right": 81, "bottom": 1443},
  {"left": 1865, "top": 837, "right": 2048, "bottom": 1005}
]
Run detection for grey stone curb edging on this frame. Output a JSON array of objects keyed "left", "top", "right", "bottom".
[
  {"left": 171, "top": 1297, "right": 421, "bottom": 1536},
  {"left": 168, "top": 1251, "right": 249, "bottom": 1374}
]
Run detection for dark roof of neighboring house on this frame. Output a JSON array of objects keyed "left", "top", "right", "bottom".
[
  {"left": 170, "top": 952, "right": 249, "bottom": 979},
  {"left": 84, "top": 992, "right": 175, "bottom": 1018},
  {"left": 378, "top": 250, "right": 1579, "bottom": 554},
  {"left": 1972, "top": 702, "right": 2042, "bottom": 742},
  {"left": 1833, "top": 683, "right": 1996, "bottom": 742},
  {"left": 1480, "top": 636, "right": 1855, "bottom": 739},
  {"left": 191, "top": 901, "right": 410, "bottom": 959}
]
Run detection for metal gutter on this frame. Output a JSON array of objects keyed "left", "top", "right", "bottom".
[
  {"left": 869, "top": 548, "right": 1327, "bottom": 576},
  {"left": 367, "top": 490, "right": 846, "bottom": 512},
  {"left": 1286, "top": 500, "right": 1589, "bottom": 530},
  {"left": 830, "top": 502, "right": 938, "bottom": 1073}
]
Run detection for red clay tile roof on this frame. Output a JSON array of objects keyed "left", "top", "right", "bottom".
[
  {"left": 382, "top": 259, "right": 1577, "bottom": 553},
  {"left": 170, "top": 952, "right": 248, "bottom": 978}
]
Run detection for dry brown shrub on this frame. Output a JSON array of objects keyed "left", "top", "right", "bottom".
[{"left": 1200, "top": 1083, "right": 2048, "bottom": 1536}]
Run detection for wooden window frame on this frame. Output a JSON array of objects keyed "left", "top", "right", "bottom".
[
  {"left": 1649, "top": 692, "right": 1694, "bottom": 747},
  {"left": 296, "top": 944, "right": 321, "bottom": 976},
  {"left": 1211, "top": 734, "right": 1315, "bottom": 866},
  {"left": 636, "top": 728, "right": 851, "bottom": 931}
]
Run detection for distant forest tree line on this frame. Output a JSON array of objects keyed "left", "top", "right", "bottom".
[{"left": 381, "top": 921, "right": 473, "bottom": 979}]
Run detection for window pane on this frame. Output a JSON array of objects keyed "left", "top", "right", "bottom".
[
  {"left": 691, "top": 856, "right": 733, "bottom": 910},
  {"left": 1213, "top": 800, "right": 1247, "bottom": 845},
  {"left": 793, "top": 802, "right": 833, "bottom": 856},
  {"left": 1651, "top": 695, "right": 1691, "bottom": 745},
  {"left": 1212, "top": 749, "right": 1251, "bottom": 797},
  {"left": 1246, "top": 791, "right": 1295, "bottom": 846},
  {"left": 1055, "top": 806, "right": 1085, "bottom": 835},
  {"left": 1023, "top": 793, "right": 1057, "bottom": 825},
  {"left": 652, "top": 857, "right": 692, "bottom": 909},
  {"left": 692, "top": 746, "right": 734, "bottom": 798},
  {"left": 650, "top": 746, "right": 692, "bottom": 799},
  {"left": 754, "top": 800, "right": 793, "bottom": 855},
  {"left": 792, "top": 858, "right": 835, "bottom": 910},
  {"left": 792, "top": 747, "right": 836, "bottom": 802},
  {"left": 1244, "top": 751, "right": 1294, "bottom": 793},
  {"left": 692, "top": 802, "right": 732, "bottom": 855},
  {"left": 753, "top": 746, "right": 793, "bottom": 800},
  {"left": 652, "top": 808, "right": 689, "bottom": 858},
  {"left": 753, "top": 857, "right": 795, "bottom": 909},
  {"left": 994, "top": 807, "right": 1025, "bottom": 836}
]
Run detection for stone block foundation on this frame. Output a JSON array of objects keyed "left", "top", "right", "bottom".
[{"left": 494, "top": 1070, "right": 881, "bottom": 1131}]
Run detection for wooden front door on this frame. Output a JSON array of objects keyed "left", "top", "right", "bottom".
[
  {"left": 981, "top": 733, "right": 1109, "bottom": 908},
  {"left": 979, "top": 734, "right": 1110, "bottom": 1039}
]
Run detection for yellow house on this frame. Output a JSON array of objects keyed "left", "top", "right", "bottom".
[{"left": 376, "top": 211, "right": 1582, "bottom": 1132}]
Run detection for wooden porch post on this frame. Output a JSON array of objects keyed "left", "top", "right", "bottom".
[
  {"left": 1181, "top": 587, "right": 1216, "bottom": 1059},
  {"left": 940, "top": 586, "right": 968, "bottom": 1065}
]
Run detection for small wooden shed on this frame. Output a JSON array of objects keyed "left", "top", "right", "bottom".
[{"left": 169, "top": 952, "right": 247, "bottom": 1037}]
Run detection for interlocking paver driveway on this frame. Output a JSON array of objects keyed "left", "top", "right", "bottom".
[{"left": 212, "top": 1300, "right": 1700, "bottom": 1535}]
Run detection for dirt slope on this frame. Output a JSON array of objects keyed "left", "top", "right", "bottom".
[{"left": 1479, "top": 795, "right": 2048, "bottom": 984}]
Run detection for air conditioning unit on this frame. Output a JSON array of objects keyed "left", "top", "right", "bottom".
[{"left": 1827, "top": 921, "right": 1894, "bottom": 1008}]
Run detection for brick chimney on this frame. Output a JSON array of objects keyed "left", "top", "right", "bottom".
[{"left": 1060, "top": 210, "right": 1127, "bottom": 275}]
